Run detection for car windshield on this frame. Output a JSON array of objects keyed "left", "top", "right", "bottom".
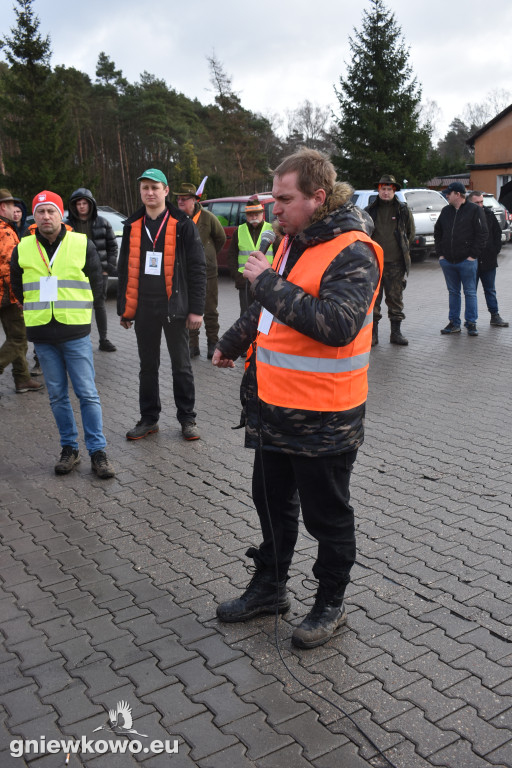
[{"left": 403, "top": 191, "right": 446, "bottom": 212}]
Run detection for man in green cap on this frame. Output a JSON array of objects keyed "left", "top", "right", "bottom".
[
  {"left": 175, "top": 183, "right": 226, "bottom": 359},
  {"left": 365, "top": 174, "right": 414, "bottom": 346},
  {"left": 117, "top": 169, "right": 206, "bottom": 441}
]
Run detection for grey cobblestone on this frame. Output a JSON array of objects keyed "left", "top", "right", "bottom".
[{"left": 2, "top": 257, "right": 512, "bottom": 767}]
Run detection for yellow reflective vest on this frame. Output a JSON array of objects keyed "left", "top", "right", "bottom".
[
  {"left": 18, "top": 232, "right": 93, "bottom": 327},
  {"left": 237, "top": 222, "right": 274, "bottom": 272}
]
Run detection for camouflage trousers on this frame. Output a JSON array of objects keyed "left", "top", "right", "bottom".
[{"left": 373, "top": 262, "right": 407, "bottom": 323}]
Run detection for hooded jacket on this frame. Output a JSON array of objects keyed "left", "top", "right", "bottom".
[
  {"left": 117, "top": 200, "right": 206, "bottom": 321},
  {"left": 66, "top": 188, "right": 118, "bottom": 275},
  {"left": 217, "top": 182, "right": 381, "bottom": 456},
  {"left": 12, "top": 199, "right": 28, "bottom": 239}
]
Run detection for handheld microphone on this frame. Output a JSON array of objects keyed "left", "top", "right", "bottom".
[{"left": 259, "top": 230, "right": 276, "bottom": 256}]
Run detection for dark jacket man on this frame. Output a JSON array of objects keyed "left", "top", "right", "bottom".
[
  {"left": 435, "top": 182, "right": 488, "bottom": 336},
  {"left": 434, "top": 198, "right": 487, "bottom": 263},
  {"left": 66, "top": 188, "right": 118, "bottom": 276},
  {"left": 66, "top": 187, "right": 118, "bottom": 351}
]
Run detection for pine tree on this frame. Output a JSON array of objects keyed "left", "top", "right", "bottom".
[
  {"left": 0, "top": 0, "right": 79, "bottom": 198},
  {"left": 333, "top": 0, "right": 431, "bottom": 188}
]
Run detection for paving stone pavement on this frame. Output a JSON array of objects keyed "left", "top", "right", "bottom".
[{"left": 1, "top": 246, "right": 512, "bottom": 768}]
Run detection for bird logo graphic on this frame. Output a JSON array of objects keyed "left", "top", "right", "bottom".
[{"left": 93, "top": 700, "right": 148, "bottom": 737}]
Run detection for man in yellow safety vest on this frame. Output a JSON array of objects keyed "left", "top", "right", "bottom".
[{"left": 10, "top": 190, "right": 115, "bottom": 479}]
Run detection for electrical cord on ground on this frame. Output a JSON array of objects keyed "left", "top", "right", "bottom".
[{"left": 255, "top": 398, "right": 400, "bottom": 768}]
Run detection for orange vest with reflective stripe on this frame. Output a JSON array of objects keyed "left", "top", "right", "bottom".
[
  {"left": 256, "top": 231, "right": 383, "bottom": 412},
  {"left": 123, "top": 215, "right": 178, "bottom": 320}
]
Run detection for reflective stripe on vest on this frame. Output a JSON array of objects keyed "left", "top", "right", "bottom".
[
  {"left": 123, "top": 215, "right": 178, "bottom": 320},
  {"left": 256, "top": 231, "right": 383, "bottom": 412},
  {"left": 237, "top": 222, "right": 274, "bottom": 272},
  {"left": 18, "top": 233, "right": 93, "bottom": 327}
]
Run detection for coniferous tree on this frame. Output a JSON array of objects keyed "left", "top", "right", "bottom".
[
  {"left": 0, "top": 0, "right": 79, "bottom": 197},
  {"left": 333, "top": 0, "right": 431, "bottom": 188}
]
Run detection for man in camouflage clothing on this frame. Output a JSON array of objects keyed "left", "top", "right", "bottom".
[
  {"left": 365, "top": 174, "right": 415, "bottom": 346},
  {"left": 212, "top": 149, "right": 382, "bottom": 649}
]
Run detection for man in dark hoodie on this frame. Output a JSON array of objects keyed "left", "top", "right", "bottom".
[
  {"left": 212, "top": 149, "right": 383, "bottom": 649},
  {"left": 12, "top": 198, "right": 27, "bottom": 238},
  {"left": 66, "top": 188, "right": 118, "bottom": 352},
  {"left": 117, "top": 169, "right": 206, "bottom": 442}
]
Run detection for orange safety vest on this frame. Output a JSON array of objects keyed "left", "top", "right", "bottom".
[
  {"left": 123, "top": 215, "right": 178, "bottom": 320},
  {"left": 256, "top": 231, "right": 383, "bottom": 412}
]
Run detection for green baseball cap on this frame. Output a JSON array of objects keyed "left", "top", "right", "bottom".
[{"left": 137, "top": 168, "right": 168, "bottom": 185}]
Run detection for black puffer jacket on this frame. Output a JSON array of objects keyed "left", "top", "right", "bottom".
[
  {"left": 218, "top": 183, "right": 381, "bottom": 457},
  {"left": 434, "top": 200, "right": 488, "bottom": 263},
  {"left": 66, "top": 188, "right": 118, "bottom": 275}
]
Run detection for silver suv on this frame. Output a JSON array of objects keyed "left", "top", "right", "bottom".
[{"left": 352, "top": 188, "right": 448, "bottom": 262}]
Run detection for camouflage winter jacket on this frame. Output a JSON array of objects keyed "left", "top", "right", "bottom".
[{"left": 217, "top": 183, "right": 381, "bottom": 457}]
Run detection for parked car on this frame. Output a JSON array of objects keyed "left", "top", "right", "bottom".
[
  {"left": 478, "top": 194, "right": 511, "bottom": 244},
  {"left": 201, "top": 194, "right": 275, "bottom": 272},
  {"left": 351, "top": 188, "right": 448, "bottom": 262}
]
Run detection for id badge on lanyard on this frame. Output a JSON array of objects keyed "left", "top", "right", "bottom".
[{"left": 37, "top": 241, "right": 61, "bottom": 301}]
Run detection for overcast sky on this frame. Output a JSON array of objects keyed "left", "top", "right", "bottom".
[{"left": 2, "top": 0, "right": 512, "bottom": 142}]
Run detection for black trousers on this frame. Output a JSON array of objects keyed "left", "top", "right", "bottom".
[
  {"left": 251, "top": 448, "right": 358, "bottom": 592},
  {"left": 93, "top": 275, "right": 109, "bottom": 340},
  {"left": 134, "top": 300, "right": 196, "bottom": 424}
]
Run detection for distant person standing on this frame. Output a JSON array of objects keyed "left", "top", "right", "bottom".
[
  {"left": 365, "top": 174, "right": 414, "bottom": 346},
  {"left": 11, "top": 198, "right": 27, "bottom": 238},
  {"left": 228, "top": 197, "right": 280, "bottom": 316},
  {"left": 0, "top": 187, "right": 43, "bottom": 395},
  {"left": 175, "top": 182, "right": 226, "bottom": 359},
  {"left": 467, "top": 191, "right": 508, "bottom": 328},
  {"left": 435, "top": 182, "right": 488, "bottom": 336},
  {"left": 66, "top": 188, "right": 118, "bottom": 351},
  {"left": 118, "top": 169, "right": 206, "bottom": 442}
]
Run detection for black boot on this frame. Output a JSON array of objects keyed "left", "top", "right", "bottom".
[
  {"left": 390, "top": 320, "right": 408, "bottom": 345},
  {"left": 371, "top": 321, "right": 379, "bottom": 347},
  {"left": 216, "top": 548, "right": 290, "bottom": 622},
  {"left": 291, "top": 584, "right": 347, "bottom": 649}
]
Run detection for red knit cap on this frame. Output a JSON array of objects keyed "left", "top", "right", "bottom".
[{"left": 32, "top": 190, "right": 64, "bottom": 219}]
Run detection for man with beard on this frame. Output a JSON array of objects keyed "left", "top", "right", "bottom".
[{"left": 213, "top": 149, "right": 383, "bottom": 649}]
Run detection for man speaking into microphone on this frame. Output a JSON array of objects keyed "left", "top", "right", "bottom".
[{"left": 212, "top": 148, "right": 383, "bottom": 649}]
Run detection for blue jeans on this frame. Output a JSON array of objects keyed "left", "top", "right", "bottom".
[
  {"left": 439, "top": 258, "right": 478, "bottom": 325},
  {"left": 35, "top": 336, "right": 106, "bottom": 455},
  {"left": 477, "top": 268, "right": 499, "bottom": 315}
]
